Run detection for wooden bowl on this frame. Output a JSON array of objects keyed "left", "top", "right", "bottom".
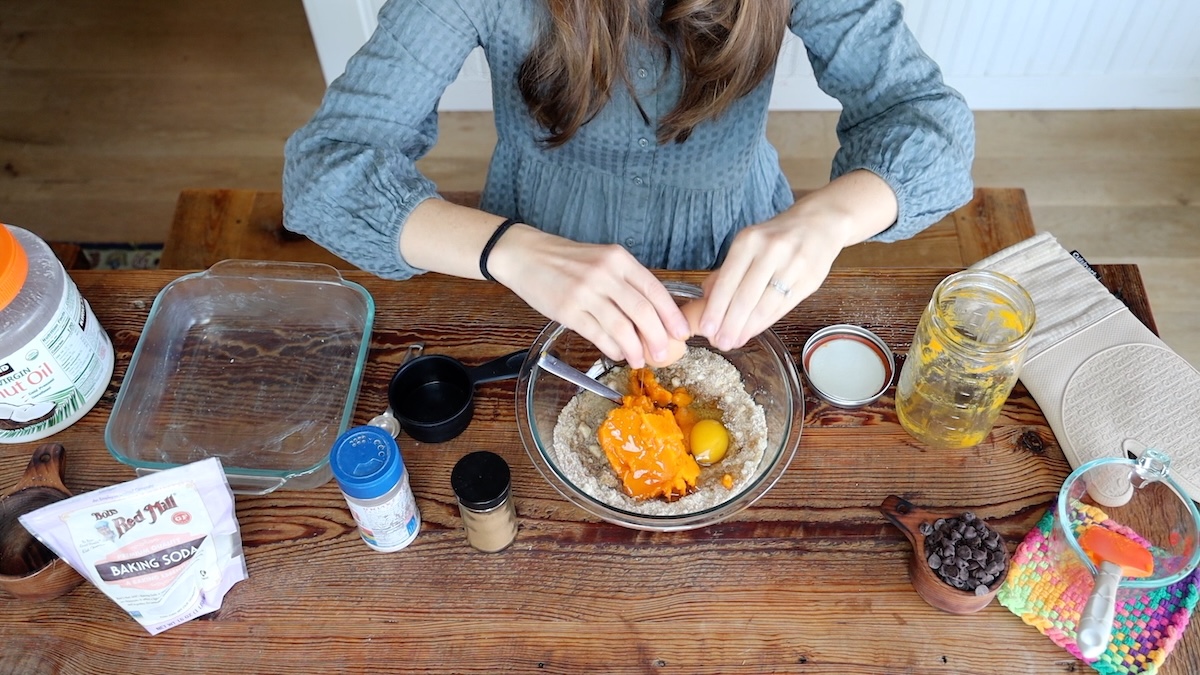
[
  {"left": 0, "top": 443, "right": 84, "bottom": 602},
  {"left": 880, "top": 495, "right": 1010, "bottom": 615}
]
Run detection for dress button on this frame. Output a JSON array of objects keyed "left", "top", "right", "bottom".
[
  {"left": 624, "top": 237, "right": 637, "bottom": 248},
  {"left": 637, "top": 68, "right": 648, "bottom": 79},
  {"left": 638, "top": 138, "right": 649, "bottom": 148},
  {"left": 632, "top": 176, "right": 643, "bottom": 185}
]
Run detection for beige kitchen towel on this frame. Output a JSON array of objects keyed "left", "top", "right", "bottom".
[{"left": 970, "top": 233, "right": 1200, "bottom": 500}]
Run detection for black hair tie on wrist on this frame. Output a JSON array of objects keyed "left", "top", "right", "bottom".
[{"left": 479, "top": 217, "right": 519, "bottom": 282}]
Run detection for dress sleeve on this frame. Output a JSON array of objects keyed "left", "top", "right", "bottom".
[
  {"left": 283, "top": 0, "right": 489, "bottom": 279},
  {"left": 790, "top": 0, "right": 975, "bottom": 242}
]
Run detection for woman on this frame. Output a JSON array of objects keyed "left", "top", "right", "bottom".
[{"left": 284, "top": 0, "right": 974, "bottom": 368}]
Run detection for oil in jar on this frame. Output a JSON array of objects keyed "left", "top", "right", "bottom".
[{"left": 895, "top": 270, "right": 1035, "bottom": 449}]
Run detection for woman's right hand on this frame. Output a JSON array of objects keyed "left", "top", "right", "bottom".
[{"left": 486, "top": 223, "right": 690, "bottom": 369}]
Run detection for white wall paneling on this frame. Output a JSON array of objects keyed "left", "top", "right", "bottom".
[
  {"left": 909, "top": 0, "right": 1200, "bottom": 109},
  {"left": 300, "top": 0, "right": 493, "bottom": 110},
  {"left": 303, "top": 0, "right": 1200, "bottom": 111},
  {"left": 300, "top": 0, "right": 383, "bottom": 87}
]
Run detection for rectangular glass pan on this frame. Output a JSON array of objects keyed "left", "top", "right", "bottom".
[{"left": 105, "top": 260, "right": 374, "bottom": 494}]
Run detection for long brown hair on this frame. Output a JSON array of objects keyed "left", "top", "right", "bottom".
[{"left": 518, "top": 0, "right": 790, "bottom": 146}]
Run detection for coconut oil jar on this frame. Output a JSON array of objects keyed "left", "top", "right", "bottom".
[{"left": 0, "top": 225, "right": 113, "bottom": 442}]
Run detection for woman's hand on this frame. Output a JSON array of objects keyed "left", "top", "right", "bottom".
[
  {"left": 400, "top": 199, "right": 688, "bottom": 368},
  {"left": 487, "top": 225, "right": 690, "bottom": 368},
  {"left": 696, "top": 208, "right": 847, "bottom": 351},
  {"left": 696, "top": 170, "right": 899, "bottom": 350}
]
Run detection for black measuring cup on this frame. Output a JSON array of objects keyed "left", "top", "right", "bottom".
[{"left": 388, "top": 349, "right": 529, "bottom": 443}]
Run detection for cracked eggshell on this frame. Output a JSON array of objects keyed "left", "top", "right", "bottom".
[
  {"left": 680, "top": 298, "right": 706, "bottom": 336},
  {"left": 643, "top": 298, "right": 708, "bottom": 369},
  {"left": 643, "top": 335, "right": 687, "bottom": 369}
]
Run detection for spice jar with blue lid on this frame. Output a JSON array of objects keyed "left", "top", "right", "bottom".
[{"left": 330, "top": 425, "right": 421, "bottom": 552}]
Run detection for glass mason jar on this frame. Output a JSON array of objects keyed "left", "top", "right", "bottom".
[{"left": 896, "top": 270, "right": 1036, "bottom": 448}]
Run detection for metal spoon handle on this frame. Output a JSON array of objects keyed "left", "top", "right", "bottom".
[
  {"left": 370, "top": 342, "right": 425, "bottom": 438},
  {"left": 537, "top": 352, "right": 624, "bottom": 404}
]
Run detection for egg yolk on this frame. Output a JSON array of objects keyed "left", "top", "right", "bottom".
[{"left": 690, "top": 418, "right": 730, "bottom": 466}]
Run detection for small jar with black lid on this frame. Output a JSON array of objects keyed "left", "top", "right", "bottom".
[{"left": 450, "top": 451, "right": 517, "bottom": 552}]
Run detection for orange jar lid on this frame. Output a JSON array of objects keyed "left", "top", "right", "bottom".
[{"left": 0, "top": 224, "right": 29, "bottom": 310}]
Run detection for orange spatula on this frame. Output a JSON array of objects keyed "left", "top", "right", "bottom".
[
  {"left": 1076, "top": 526, "right": 1155, "bottom": 659},
  {"left": 1079, "top": 526, "right": 1154, "bottom": 577}
]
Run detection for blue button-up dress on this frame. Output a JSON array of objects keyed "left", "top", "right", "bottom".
[{"left": 283, "top": 0, "right": 975, "bottom": 279}]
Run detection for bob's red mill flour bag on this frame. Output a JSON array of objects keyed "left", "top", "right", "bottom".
[{"left": 19, "top": 457, "right": 247, "bottom": 634}]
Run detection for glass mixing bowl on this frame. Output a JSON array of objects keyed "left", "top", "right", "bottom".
[{"left": 516, "top": 281, "right": 804, "bottom": 531}]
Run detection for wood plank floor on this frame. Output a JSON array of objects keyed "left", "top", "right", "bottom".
[{"left": 1, "top": 0, "right": 1196, "bottom": 366}]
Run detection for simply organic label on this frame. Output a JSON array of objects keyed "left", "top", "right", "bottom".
[{"left": 0, "top": 277, "right": 112, "bottom": 441}]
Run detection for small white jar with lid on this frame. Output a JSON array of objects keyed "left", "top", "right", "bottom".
[{"left": 330, "top": 425, "right": 421, "bottom": 552}]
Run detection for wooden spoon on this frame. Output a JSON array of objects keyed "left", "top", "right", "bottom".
[
  {"left": 0, "top": 443, "right": 84, "bottom": 602},
  {"left": 880, "top": 495, "right": 1010, "bottom": 614}
]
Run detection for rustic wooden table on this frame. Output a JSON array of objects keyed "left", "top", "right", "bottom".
[
  {"left": 160, "top": 187, "right": 1037, "bottom": 270},
  {"left": 1, "top": 266, "right": 1192, "bottom": 675}
]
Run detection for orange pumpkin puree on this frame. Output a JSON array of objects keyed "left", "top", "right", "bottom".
[{"left": 598, "top": 369, "right": 702, "bottom": 501}]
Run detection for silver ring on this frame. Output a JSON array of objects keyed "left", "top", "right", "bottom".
[{"left": 769, "top": 279, "right": 793, "bottom": 298}]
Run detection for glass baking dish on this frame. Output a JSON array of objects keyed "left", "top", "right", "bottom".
[{"left": 105, "top": 260, "right": 374, "bottom": 494}]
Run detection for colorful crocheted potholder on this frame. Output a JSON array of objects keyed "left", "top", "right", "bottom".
[{"left": 998, "top": 501, "right": 1200, "bottom": 674}]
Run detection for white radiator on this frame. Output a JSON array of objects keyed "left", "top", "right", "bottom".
[{"left": 304, "top": 0, "right": 1200, "bottom": 110}]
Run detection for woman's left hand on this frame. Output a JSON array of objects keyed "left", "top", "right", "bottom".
[
  {"left": 695, "top": 170, "right": 899, "bottom": 350},
  {"left": 696, "top": 208, "right": 846, "bottom": 351}
]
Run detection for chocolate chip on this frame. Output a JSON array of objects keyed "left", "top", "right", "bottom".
[{"left": 921, "top": 512, "right": 1008, "bottom": 593}]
